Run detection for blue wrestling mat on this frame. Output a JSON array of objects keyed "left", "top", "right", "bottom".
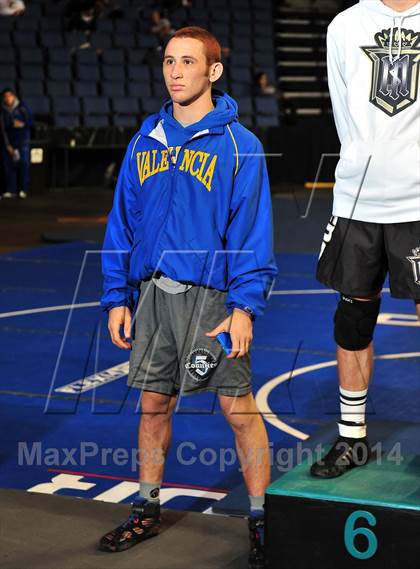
[{"left": 0, "top": 243, "right": 419, "bottom": 513}]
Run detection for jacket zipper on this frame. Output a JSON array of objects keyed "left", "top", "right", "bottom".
[{"left": 143, "top": 131, "right": 210, "bottom": 273}]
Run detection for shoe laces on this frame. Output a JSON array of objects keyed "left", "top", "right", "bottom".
[{"left": 122, "top": 503, "right": 147, "bottom": 528}]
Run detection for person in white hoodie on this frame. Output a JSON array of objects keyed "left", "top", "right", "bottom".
[{"left": 312, "top": 0, "right": 420, "bottom": 478}]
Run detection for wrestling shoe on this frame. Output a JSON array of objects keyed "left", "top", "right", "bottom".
[
  {"left": 98, "top": 500, "right": 161, "bottom": 552},
  {"left": 248, "top": 513, "right": 265, "bottom": 569},
  {"left": 310, "top": 436, "right": 372, "bottom": 478}
]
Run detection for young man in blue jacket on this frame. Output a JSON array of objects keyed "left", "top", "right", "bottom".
[
  {"left": 99, "top": 27, "right": 277, "bottom": 569},
  {"left": 0, "top": 88, "right": 33, "bottom": 199}
]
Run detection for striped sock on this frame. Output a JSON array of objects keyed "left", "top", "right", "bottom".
[{"left": 338, "top": 387, "right": 368, "bottom": 438}]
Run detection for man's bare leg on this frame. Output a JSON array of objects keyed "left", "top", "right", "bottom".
[
  {"left": 337, "top": 342, "right": 373, "bottom": 391},
  {"left": 98, "top": 390, "right": 177, "bottom": 552},
  {"left": 138, "top": 391, "right": 178, "bottom": 489},
  {"left": 311, "top": 295, "right": 380, "bottom": 478},
  {"left": 219, "top": 392, "right": 269, "bottom": 567},
  {"left": 219, "top": 393, "right": 270, "bottom": 498}
]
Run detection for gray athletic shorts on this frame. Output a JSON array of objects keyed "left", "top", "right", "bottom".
[{"left": 127, "top": 279, "right": 252, "bottom": 397}]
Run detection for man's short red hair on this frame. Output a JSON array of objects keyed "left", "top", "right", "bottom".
[{"left": 171, "top": 26, "right": 221, "bottom": 65}]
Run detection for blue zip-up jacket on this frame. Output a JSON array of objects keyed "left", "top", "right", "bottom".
[
  {"left": 0, "top": 99, "right": 33, "bottom": 148},
  {"left": 101, "top": 92, "right": 278, "bottom": 318}
]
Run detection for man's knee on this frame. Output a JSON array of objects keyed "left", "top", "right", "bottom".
[
  {"left": 140, "top": 390, "right": 177, "bottom": 418},
  {"left": 334, "top": 294, "right": 381, "bottom": 351},
  {"left": 219, "top": 393, "right": 258, "bottom": 432}
]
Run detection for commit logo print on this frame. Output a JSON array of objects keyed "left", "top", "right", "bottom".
[
  {"left": 185, "top": 348, "right": 218, "bottom": 382},
  {"left": 361, "top": 27, "right": 420, "bottom": 116},
  {"left": 407, "top": 247, "right": 420, "bottom": 285}
]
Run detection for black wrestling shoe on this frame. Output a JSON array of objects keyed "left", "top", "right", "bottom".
[
  {"left": 310, "top": 436, "right": 372, "bottom": 479},
  {"left": 248, "top": 514, "right": 265, "bottom": 569},
  {"left": 98, "top": 500, "right": 161, "bottom": 552}
]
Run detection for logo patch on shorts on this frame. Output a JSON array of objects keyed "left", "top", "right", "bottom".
[
  {"left": 407, "top": 247, "right": 420, "bottom": 285},
  {"left": 185, "top": 348, "right": 218, "bottom": 382}
]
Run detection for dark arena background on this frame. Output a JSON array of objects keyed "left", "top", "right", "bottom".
[{"left": 0, "top": 1, "right": 419, "bottom": 568}]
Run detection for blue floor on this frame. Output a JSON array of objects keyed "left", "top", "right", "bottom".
[{"left": 0, "top": 243, "right": 419, "bottom": 512}]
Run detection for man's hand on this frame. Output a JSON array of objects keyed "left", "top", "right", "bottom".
[
  {"left": 108, "top": 306, "right": 132, "bottom": 349},
  {"left": 6, "top": 145, "right": 14, "bottom": 156},
  {"left": 13, "top": 120, "right": 25, "bottom": 128},
  {"left": 205, "top": 308, "right": 253, "bottom": 359}
]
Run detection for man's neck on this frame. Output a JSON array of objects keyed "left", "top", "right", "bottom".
[
  {"left": 382, "top": 0, "right": 419, "bottom": 12},
  {"left": 172, "top": 90, "right": 214, "bottom": 125}
]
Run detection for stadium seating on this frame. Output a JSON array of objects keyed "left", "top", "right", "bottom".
[
  {"left": 48, "top": 48, "right": 72, "bottom": 65},
  {"left": 24, "top": 95, "right": 51, "bottom": 119},
  {"left": 1, "top": 0, "right": 282, "bottom": 128},
  {"left": 112, "top": 96, "right": 139, "bottom": 116},
  {"left": 19, "top": 48, "right": 43, "bottom": 65},
  {"left": 46, "top": 81, "right": 71, "bottom": 97},
  {"left": 102, "top": 82, "right": 125, "bottom": 97},
  {"left": 48, "top": 64, "right": 71, "bottom": 82},
  {"left": 0, "top": 64, "right": 16, "bottom": 82},
  {"left": 102, "top": 49, "right": 125, "bottom": 66},
  {"left": 73, "top": 81, "right": 98, "bottom": 97},
  {"left": 20, "top": 64, "right": 43, "bottom": 80},
  {"left": 18, "top": 80, "right": 44, "bottom": 96},
  {"left": 102, "top": 65, "right": 125, "bottom": 83},
  {"left": 127, "top": 83, "right": 152, "bottom": 99},
  {"left": 75, "top": 49, "right": 98, "bottom": 66}
]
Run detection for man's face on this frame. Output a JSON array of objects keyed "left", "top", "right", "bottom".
[
  {"left": 163, "top": 37, "right": 216, "bottom": 105},
  {"left": 259, "top": 73, "right": 268, "bottom": 87},
  {"left": 2, "top": 91, "right": 16, "bottom": 107}
]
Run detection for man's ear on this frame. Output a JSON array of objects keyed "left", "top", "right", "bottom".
[{"left": 209, "top": 62, "right": 224, "bottom": 83}]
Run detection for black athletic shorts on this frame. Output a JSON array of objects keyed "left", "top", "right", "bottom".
[{"left": 317, "top": 216, "right": 420, "bottom": 299}]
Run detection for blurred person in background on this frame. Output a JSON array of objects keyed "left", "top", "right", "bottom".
[
  {"left": 65, "top": 0, "right": 97, "bottom": 31},
  {"left": 252, "top": 72, "right": 277, "bottom": 96},
  {"left": 0, "top": 0, "right": 25, "bottom": 16},
  {"left": 0, "top": 88, "right": 33, "bottom": 199},
  {"left": 156, "top": 17, "right": 176, "bottom": 48}
]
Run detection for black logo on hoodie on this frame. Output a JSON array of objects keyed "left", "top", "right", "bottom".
[{"left": 361, "top": 27, "right": 420, "bottom": 116}]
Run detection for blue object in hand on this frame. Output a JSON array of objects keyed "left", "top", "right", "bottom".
[{"left": 216, "top": 332, "right": 232, "bottom": 355}]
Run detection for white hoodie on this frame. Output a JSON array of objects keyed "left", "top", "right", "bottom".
[{"left": 327, "top": 0, "right": 420, "bottom": 223}]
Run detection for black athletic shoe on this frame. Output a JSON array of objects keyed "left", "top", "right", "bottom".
[
  {"left": 248, "top": 514, "right": 265, "bottom": 569},
  {"left": 98, "top": 500, "right": 161, "bottom": 552},
  {"left": 310, "top": 436, "right": 372, "bottom": 479}
]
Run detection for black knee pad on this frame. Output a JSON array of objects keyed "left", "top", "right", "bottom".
[{"left": 334, "top": 294, "right": 381, "bottom": 351}]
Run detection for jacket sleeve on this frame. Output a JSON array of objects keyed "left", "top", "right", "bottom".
[
  {"left": 327, "top": 22, "right": 348, "bottom": 145},
  {"left": 0, "top": 112, "right": 10, "bottom": 147},
  {"left": 101, "top": 137, "right": 140, "bottom": 312},
  {"left": 225, "top": 137, "right": 278, "bottom": 318}
]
